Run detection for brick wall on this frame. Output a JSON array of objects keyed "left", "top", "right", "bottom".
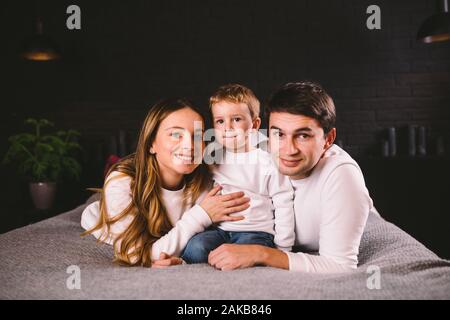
[{"left": 1, "top": 0, "right": 449, "bottom": 173}]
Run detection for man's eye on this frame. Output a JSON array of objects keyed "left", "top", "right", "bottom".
[
  {"left": 297, "top": 134, "right": 310, "bottom": 140},
  {"left": 272, "top": 131, "right": 283, "bottom": 137}
]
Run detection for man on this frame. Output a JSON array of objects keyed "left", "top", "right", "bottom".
[{"left": 207, "top": 81, "right": 375, "bottom": 273}]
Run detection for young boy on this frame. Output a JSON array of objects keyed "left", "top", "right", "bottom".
[{"left": 181, "top": 84, "right": 295, "bottom": 264}]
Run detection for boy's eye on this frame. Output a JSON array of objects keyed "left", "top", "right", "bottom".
[
  {"left": 232, "top": 117, "right": 242, "bottom": 122},
  {"left": 215, "top": 119, "right": 224, "bottom": 124}
]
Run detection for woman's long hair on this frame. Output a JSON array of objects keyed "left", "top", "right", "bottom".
[{"left": 82, "top": 98, "right": 211, "bottom": 267}]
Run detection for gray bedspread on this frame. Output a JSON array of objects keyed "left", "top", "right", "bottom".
[{"left": 1, "top": 195, "right": 449, "bottom": 299}]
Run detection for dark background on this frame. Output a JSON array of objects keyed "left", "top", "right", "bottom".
[{"left": 0, "top": 0, "right": 449, "bottom": 258}]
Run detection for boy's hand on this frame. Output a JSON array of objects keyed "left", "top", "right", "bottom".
[{"left": 151, "top": 252, "right": 183, "bottom": 268}]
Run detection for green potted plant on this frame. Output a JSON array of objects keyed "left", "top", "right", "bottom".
[{"left": 2, "top": 118, "right": 82, "bottom": 210}]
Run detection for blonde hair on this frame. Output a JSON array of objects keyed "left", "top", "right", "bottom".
[
  {"left": 82, "top": 98, "right": 211, "bottom": 267},
  {"left": 209, "top": 84, "right": 260, "bottom": 119}
]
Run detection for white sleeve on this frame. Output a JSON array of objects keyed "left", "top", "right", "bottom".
[
  {"left": 81, "top": 172, "right": 213, "bottom": 261},
  {"left": 80, "top": 171, "right": 134, "bottom": 245},
  {"left": 267, "top": 166, "right": 295, "bottom": 252},
  {"left": 286, "top": 164, "right": 370, "bottom": 273},
  {"left": 150, "top": 204, "right": 212, "bottom": 260},
  {"left": 151, "top": 189, "right": 212, "bottom": 260}
]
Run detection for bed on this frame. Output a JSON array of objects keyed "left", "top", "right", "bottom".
[{"left": 1, "top": 194, "right": 449, "bottom": 299}]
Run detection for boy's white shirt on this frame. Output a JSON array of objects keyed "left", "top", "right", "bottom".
[{"left": 210, "top": 144, "right": 295, "bottom": 252}]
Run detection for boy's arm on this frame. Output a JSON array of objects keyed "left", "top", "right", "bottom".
[{"left": 267, "top": 167, "right": 295, "bottom": 252}]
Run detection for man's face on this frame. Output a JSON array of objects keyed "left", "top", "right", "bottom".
[{"left": 268, "top": 112, "right": 335, "bottom": 179}]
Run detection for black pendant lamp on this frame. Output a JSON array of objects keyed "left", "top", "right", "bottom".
[
  {"left": 417, "top": 0, "right": 450, "bottom": 43},
  {"left": 21, "top": 2, "right": 61, "bottom": 61}
]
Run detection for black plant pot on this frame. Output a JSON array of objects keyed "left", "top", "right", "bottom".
[{"left": 29, "top": 182, "right": 56, "bottom": 210}]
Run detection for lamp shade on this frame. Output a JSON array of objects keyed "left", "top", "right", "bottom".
[
  {"left": 21, "top": 34, "right": 61, "bottom": 61},
  {"left": 21, "top": 19, "right": 61, "bottom": 61},
  {"left": 417, "top": 0, "right": 450, "bottom": 43}
]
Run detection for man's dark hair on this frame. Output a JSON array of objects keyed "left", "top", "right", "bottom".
[{"left": 265, "top": 81, "right": 336, "bottom": 134}]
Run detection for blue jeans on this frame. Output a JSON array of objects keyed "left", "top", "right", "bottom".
[{"left": 180, "top": 226, "right": 275, "bottom": 264}]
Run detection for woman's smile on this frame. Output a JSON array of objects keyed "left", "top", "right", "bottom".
[{"left": 174, "top": 153, "right": 194, "bottom": 163}]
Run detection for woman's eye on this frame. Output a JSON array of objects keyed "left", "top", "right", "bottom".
[
  {"left": 216, "top": 119, "right": 224, "bottom": 124},
  {"left": 171, "top": 132, "right": 182, "bottom": 138}
]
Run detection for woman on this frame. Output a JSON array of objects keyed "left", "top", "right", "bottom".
[{"left": 81, "top": 98, "right": 250, "bottom": 267}]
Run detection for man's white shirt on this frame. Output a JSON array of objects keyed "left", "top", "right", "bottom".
[{"left": 286, "top": 144, "right": 374, "bottom": 272}]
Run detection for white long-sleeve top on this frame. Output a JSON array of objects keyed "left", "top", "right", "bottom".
[
  {"left": 212, "top": 148, "right": 295, "bottom": 251},
  {"left": 286, "top": 145, "right": 374, "bottom": 273},
  {"left": 80, "top": 171, "right": 211, "bottom": 261}
]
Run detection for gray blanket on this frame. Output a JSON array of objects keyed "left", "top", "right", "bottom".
[{"left": 1, "top": 195, "right": 449, "bottom": 299}]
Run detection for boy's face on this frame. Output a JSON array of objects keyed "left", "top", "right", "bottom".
[
  {"left": 268, "top": 112, "right": 335, "bottom": 180},
  {"left": 211, "top": 101, "right": 259, "bottom": 152}
]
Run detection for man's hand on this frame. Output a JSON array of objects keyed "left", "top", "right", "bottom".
[
  {"left": 151, "top": 252, "right": 183, "bottom": 268},
  {"left": 208, "top": 244, "right": 264, "bottom": 271},
  {"left": 208, "top": 244, "right": 290, "bottom": 271}
]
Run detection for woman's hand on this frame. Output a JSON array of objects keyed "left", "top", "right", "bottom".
[
  {"left": 200, "top": 185, "right": 249, "bottom": 223},
  {"left": 151, "top": 252, "right": 183, "bottom": 268}
]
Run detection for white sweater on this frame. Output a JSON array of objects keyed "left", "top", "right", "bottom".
[
  {"left": 81, "top": 145, "right": 372, "bottom": 273},
  {"left": 80, "top": 171, "right": 211, "bottom": 261},
  {"left": 286, "top": 145, "right": 374, "bottom": 273},
  {"left": 212, "top": 148, "right": 295, "bottom": 251}
]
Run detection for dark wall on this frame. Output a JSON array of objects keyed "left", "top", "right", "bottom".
[
  {"left": 1, "top": 1, "right": 449, "bottom": 234},
  {"left": 1, "top": 0, "right": 449, "bottom": 157}
]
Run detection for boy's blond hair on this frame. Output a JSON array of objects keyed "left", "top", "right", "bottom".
[{"left": 209, "top": 84, "right": 260, "bottom": 119}]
